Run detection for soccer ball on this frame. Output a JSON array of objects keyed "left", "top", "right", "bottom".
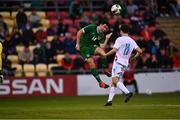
[
  {"left": 111, "top": 4, "right": 121, "bottom": 14},
  {"left": 146, "top": 89, "right": 152, "bottom": 95}
]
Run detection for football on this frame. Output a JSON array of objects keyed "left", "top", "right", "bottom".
[{"left": 111, "top": 4, "right": 121, "bottom": 14}]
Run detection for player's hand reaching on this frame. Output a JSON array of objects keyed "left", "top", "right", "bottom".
[
  {"left": 106, "top": 32, "right": 113, "bottom": 40},
  {"left": 75, "top": 44, "right": 80, "bottom": 51}
]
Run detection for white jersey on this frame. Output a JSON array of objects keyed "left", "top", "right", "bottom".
[{"left": 113, "top": 36, "right": 138, "bottom": 67}]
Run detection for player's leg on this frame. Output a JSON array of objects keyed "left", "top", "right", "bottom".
[
  {"left": 95, "top": 47, "right": 111, "bottom": 77},
  {"left": 104, "top": 64, "right": 118, "bottom": 106},
  {"left": 104, "top": 80, "right": 117, "bottom": 106},
  {"left": 86, "top": 58, "right": 109, "bottom": 89}
]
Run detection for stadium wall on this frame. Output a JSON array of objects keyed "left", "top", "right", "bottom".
[
  {"left": 0, "top": 72, "right": 180, "bottom": 97},
  {"left": 77, "top": 72, "right": 180, "bottom": 95}
]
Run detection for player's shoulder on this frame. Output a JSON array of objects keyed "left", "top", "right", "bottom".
[{"left": 86, "top": 24, "right": 97, "bottom": 28}]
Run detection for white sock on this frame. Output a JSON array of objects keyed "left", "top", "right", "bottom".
[
  {"left": 117, "top": 81, "right": 130, "bottom": 94},
  {"left": 107, "top": 86, "right": 116, "bottom": 102}
]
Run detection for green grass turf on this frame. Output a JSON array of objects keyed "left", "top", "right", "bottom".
[{"left": 0, "top": 93, "right": 180, "bottom": 119}]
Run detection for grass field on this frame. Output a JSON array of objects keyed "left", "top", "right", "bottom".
[{"left": 0, "top": 93, "right": 180, "bottom": 119}]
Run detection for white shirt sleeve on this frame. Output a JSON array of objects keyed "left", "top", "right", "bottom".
[
  {"left": 113, "top": 38, "right": 121, "bottom": 49},
  {"left": 133, "top": 41, "right": 139, "bottom": 50}
]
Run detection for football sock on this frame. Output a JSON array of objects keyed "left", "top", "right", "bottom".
[
  {"left": 107, "top": 86, "right": 116, "bottom": 102},
  {"left": 90, "top": 68, "right": 102, "bottom": 83},
  {"left": 117, "top": 81, "right": 130, "bottom": 94},
  {"left": 101, "top": 57, "right": 108, "bottom": 69}
]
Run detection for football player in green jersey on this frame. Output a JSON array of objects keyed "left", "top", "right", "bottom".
[{"left": 76, "top": 22, "right": 112, "bottom": 88}]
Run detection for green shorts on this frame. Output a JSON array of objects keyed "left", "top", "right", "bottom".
[{"left": 80, "top": 46, "right": 98, "bottom": 60}]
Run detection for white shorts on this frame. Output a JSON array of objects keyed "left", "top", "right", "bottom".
[{"left": 111, "top": 62, "right": 128, "bottom": 78}]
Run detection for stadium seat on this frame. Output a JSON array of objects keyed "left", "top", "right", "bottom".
[
  {"left": 50, "top": 19, "right": 58, "bottom": 26},
  {"left": 74, "top": 19, "right": 80, "bottom": 27},
  {"left": 58, "top": 12, "right": 69, "bottom": 19},
  {"left": 41, "top": 19, "right": 50, "bottom": 28},
  {"left": 48, "top": 63, "right": 59, "bottom": 76},
  {"left": 56, "top": 54, "right": 65, "bottom": 65},
  {"left": 29, "top": 45, "right": 36, "bottom": 52},
  {"left": 23, "top": 64, "right": 35, "bottom": 77},
  {"left": 7, "top": 55, "right": 19, "bottom": 64},
  {"left": 35, "top": 63, "right": 47, "bottom": 77},
  {"left": 4, "top": 19, "right": 14, "bottom": 27},
  {"left": 0, "top": 12, "right": 10, "bottom": 18},
  {"left": 16, "top": 46, "right": 24, "bottom": 55},
  {"left": 108, "top": 19, "right": 116, "bottom": 26},
  {"left": 47, "top": 12, "right": 57, "bottom": 19},
  {"left": 47, "top": 36, "right": 54, "bottom": 42},
  {"left": 11, "top": 64, "right": 23, "bottom": 77},
  {"left": 36, "top": 11, "right": 46, "bottom": 19},
  {"left": 32, "top": 28, "right": 39, "bottom": 33},
  {"left": 9, "top": 27, "right": 13, "bottom": 34},
  {"left": 25, "top": 11, "right": 31, "bottom": 16},
  {"left": 63, "top": 19, "right": 73, "bottom": 26},
  {"left": 68, "top": 27, "right": 77, "bottom": 35},
  {"left": 84, "top": 11, "right": 92, "bottom": 18},
  {"left": 11, "top": 11, "right": 17, "bottom": 19}
]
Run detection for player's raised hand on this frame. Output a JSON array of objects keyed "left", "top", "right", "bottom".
[
  {"left": 75, "top": 44, "right": 80, "bottom": 51},
  {"left": 106, "top": 32, "right": 113, "bottom": 40}
]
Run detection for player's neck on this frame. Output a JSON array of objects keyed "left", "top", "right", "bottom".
[
  {"left": 121, "top": 33, "right": 128, "bottom": 36},
  {"left": 97, "top": 27, "right": 101, "bottom": 33}
]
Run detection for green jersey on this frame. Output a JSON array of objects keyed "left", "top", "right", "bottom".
[
  {"left": 80, "top": 24, "right": 105, "bottom": 47},
  {"left": 79, "top": 24, "right": 106, "bottom": 59}
]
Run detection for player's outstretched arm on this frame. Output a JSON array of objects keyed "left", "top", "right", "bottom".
[
  {"left": 131, "top": 47, "right": 142, "bottom": 61},
  {"left": 76, "top": 29, "right": 84, "bottom": 51},
  {"left": 105, "top": 48, "right": 117, "bottom": 57},
  {"left": 100, "top": 33, "right": 112, "bottom": 49}
]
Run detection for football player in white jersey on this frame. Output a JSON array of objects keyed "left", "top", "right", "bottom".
[{"left": 104, "top": 25, "right": 142, "bottom": 106}]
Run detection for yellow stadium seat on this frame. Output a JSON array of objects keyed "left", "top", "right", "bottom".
[
  {"left": 48, "top": 63, "right": 59, "bottom": 76},
  {"left": 7, "top": 55, "right": 19, "bottom": 64},
  {"left": 9, "top": 27, "right": 13, "bottom": 34},
  {"left": 47, "top": 36, "right": 54, "bottom": 42},
  {"left": 36, "top": 11, "right": 46, "bottom": 19},
  {"left": 29, "top": 45, "right": 36, "bottom": 52},
  {"left": 11, "top": 12, "right": 17, "bottom": 19},
  {"left": 35, "top": 63, "right": 47, "bottom": 77},
  {"left": 32, "top": 28, "right": 38, "bottom": 33},
  {"left": 25, "top": 11, "right": 31, "bottom": 16},
  {"left": 4, "top": 19, "right": 14, "bottom": 27},
  {"left": 56, "top": 54, "right": 65, "bottom": 65},
  {"left": 23, "top": 64, "right": 35, "bottom": 77},
  {"left": 16, "top": 46, "right": 24, "bottom": 55},
  {"left": 11, "top": 64, "right": 23, "bottom": 77},
  {"left": 0, "top": 12, "right": 10, "bottom": 18},
  {"left": 41, "top": 19, "right": 50, "bottom": 28}
]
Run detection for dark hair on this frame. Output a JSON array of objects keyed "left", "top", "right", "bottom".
[{"left": 120, "top": 24, "right": 130, "bottom": 33}]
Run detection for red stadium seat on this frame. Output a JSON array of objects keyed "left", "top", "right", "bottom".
[
  {"left": 63, "top": 19, "right": 73, "bottom": 26},
  {"left": 84, "top": 11, "right": 92, "bottom": 18},
  {"left": 50, "top": 19, "right": 58, "bottom": 26},
  {"left": 47, "top": 12, "right": 58, "bottom": 19},
  {"left": 58, "top": 12, "right": 69, "bottom": 19},
  {"left": 68, "top": 27, "right": 77, "bottom": 35},
  {"left": 74, "top": 19, "right": 80, "bottom": 27},
  {"left": 108, "top": 19, "right": 116, "bottom": 26}
]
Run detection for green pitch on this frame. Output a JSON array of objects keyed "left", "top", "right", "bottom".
[{"left": 0, "top": 93, "right": 180, "bottom": 119}]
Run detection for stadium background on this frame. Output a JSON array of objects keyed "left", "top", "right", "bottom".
[{"left": 0, "top": 0, "right": 180, "bottom": 119}]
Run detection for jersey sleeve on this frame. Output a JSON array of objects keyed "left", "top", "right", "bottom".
[
  {"left": 133, "top": 41, "right": 139, "bottom": 50},
  {"left": 113, "top": 38, "right": 121, "bottom": 49},
  {"left": 82, "top": 24, "right": 96, "bottom": 34}
]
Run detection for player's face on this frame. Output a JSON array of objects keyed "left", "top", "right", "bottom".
[{"left": 100, "top": 24, "right": 109, "bottom": 33}]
